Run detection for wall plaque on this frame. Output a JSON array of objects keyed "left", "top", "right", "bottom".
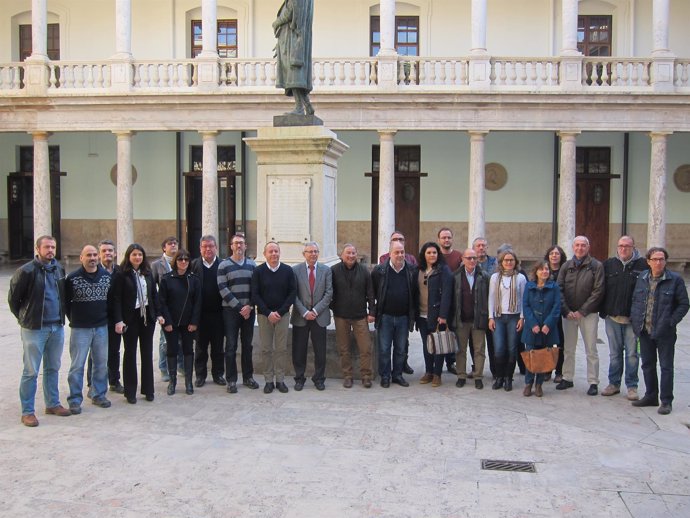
[
  {"left": 268, "top": 176, "right": 311, "bottom": 242},
  {"left": 485, "top": 162, "right": 507, "bottom": 191},
  {"left": 673, "top": 165, "right": 690, "bottom": 193}
]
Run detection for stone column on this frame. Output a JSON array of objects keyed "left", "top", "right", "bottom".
[
  {"left": 201, "top": 131, "right": 219, "bottom": 240},
  {"left": 200, "top": 0, "right": 218, "bottom": 57},
  {"left": 30, "top": 0, "right": 48, "bottom": 59},
  {"left": 559, "top": 0, "right": 583, "bottom": 90},
  {"left": 111, "top": 0, "right": 134, "bottom": 91},
  {"left": 650, "top": 0, "right": 674, "bottom": 91},
  {"left": 32, "top": 131, "right": 52, "bottom": 241},
  {"left": 377, "top": 0, "right": 398, "bottom": 90},
  {"left": 467, "top": 131, "right": 488, "bottom": 248},
  {"left": 647, "top": 132, "right": 671, "bottom": 248},
  {"left": 378, "top": 130, "right": 396, "bottom": 260},
  {"left": 114, "top": 131, "right": 134, "bottom": 261},
  {"left": 557, "top": 131, "right": 580, "bottom": 253},
  {"left": 468, "top": 0, "right": 490, "bottom": 88},
  {"left": 24, "top": 0, "right": 49, "bottom": 95}
]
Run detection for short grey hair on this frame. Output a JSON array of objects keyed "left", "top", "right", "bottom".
[{"left": 200, "top": 235, "right": 217, "bottom": 246}]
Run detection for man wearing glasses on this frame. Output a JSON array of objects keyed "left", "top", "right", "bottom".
[
  {"left": 217, "top": 234, "right": 260, "bottom": 394},
  {"left": 630, "top": 247, "right": 689, "bottom": 415},
  {"left": 599, "top": 236, "right": 648, "bottom": 401}
]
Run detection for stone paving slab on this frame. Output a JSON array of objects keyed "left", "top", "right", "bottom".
[{"left": 1, "top": 266, "right": 689, "bottom": 517}]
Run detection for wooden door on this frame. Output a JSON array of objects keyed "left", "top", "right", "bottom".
[{"left": 576, "top": 177, "right": 610, "bottom": 261}]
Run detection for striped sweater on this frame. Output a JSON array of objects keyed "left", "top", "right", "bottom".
[{"left": 217, "top": 257, "right": 256, "bottom": 309}]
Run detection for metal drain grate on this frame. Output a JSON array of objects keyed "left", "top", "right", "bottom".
[{"left": 481, "top": 459, "right": 537, "bottom": 473}]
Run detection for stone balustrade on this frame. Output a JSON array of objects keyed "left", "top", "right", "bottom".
[{"left": 1, "top": 55, "right": 689, "bottom": 95}]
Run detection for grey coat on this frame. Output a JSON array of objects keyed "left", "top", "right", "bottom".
[{"left": 290, "top": 262, "right": 333, "bottom": 327}]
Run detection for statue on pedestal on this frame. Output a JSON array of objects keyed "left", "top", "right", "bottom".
[{"left": 273, "top": 0, "right": 315, "bottom": 116}]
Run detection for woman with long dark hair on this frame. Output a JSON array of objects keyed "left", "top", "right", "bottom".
[
  {"left": 159, "top": 249, "right": 202, "bottom": 396},
  {"left": 416, "top": 242, "right": 454, "bottom": 387},
  {"left": 521, "top": 260, "right": 561, "bottom": 397},
  {"left": 111, "top": 244, "right": 163, "bottom": 404},
  {"left": 488, "top": 249, "right": 527, "bottom": 391},
  {"left": 544, "top": 245, "right": 567, "bottom": 383}
]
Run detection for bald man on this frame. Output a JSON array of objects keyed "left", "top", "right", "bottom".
[{"left": 65, "top": 244, "right": 113, "bottom": 415}]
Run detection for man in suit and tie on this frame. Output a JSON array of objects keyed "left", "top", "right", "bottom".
[{"left": 291, "top": 241, "right": 333, "bottom": 391}]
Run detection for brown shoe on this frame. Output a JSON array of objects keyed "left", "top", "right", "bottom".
[
  {"left": 431, "top": 375, "right": 442, "bottom": 387},
  {"left": 419, "top": 373, "right": 434, "bottom": 384},
  {"left": 523, "top": 383, "right": 533, "bottom": 397},
  {"left": 343, "top": 378, "right": 353, "bottom": 389},
  {"left": 21, "top": 414, "right": 39, "bottom": 427},
  {"left": 45, "top": 405, "right": 71, "bottom": 417},
  {"left": 362, "top": 378, "right": 372, "bottom": 389},
  {"left": 535, "top": 384, "right": 543, "bottom": 397}
]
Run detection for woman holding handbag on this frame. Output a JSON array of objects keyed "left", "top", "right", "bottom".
[
  {"left": 416, "top": 242, "right": 454, "bottom": 387},
  {"left": 111, "top": 243, "right": 164, "bottom": 404},
  {"left": 521, "top": 260, "right": 561, "bottom": 397},
  {"left": 545, "top": 245, "right": 567, "bottom": 383}
]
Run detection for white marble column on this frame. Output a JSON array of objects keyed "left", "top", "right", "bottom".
[
  {"left": 114, "top": 0, "right": 132, "bottom": 58},
  {"left": 557, "top": 131, "right": 580, "bottom": 253},
  {"left": 471, "top": 0, "right": 487, "bottom": 54},
  {"left": 561, "top": 0, "right": 580, "bottom": 56},
  {"left": 467, "top": 131, "right": 488, "bottom": 247},
  {"left": 29, "top": 0, "right": 48, "bottom": 60},
  {"left": 114, "top": 131, "right": 134, "bottom": 261},
  {"left": 652, "top": 0, "right": 670, "bottom": 55},
  {"left": 379, "top": 0, "right": 396, "bottom": 56},
  {"left": 200, "top": 0, "right": 218, "bottom": 57},
  {"left": 32, "top": 132, "right": 52, "bottom": 240},
  {"left": 201, "top": 131, "right": 219, "bottom": 240},
  {"left": 378, "top": 130, "right": 396, "bottom": 259},
  {"left": 647, "top": 132, "right": 671, "bottom": 248}
]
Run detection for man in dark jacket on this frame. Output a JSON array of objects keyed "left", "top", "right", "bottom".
[
  {"left": 557, "top": 235, "right": 605, "bottom": 395},
  {"left": 8, "top": 235, "right": 70, "bottom": 427},
  {"left": 600, "top": 236, "right": 648, "bottom": 400},
  {"left": 371, "top": 240, "right": 419, "bottom": 388},
  {"left": 331, "top": 244, "right": 375, "bottom": 388},
  {"left": 452, "top": 248, "right": 490, "bottom": 389},
  {"left": 630, "top": 247, "right": 689, "bottom": 415}
]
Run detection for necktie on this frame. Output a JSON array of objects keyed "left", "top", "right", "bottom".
[{"left": 309, "top": 265, "right": 315, "bottom": 295}]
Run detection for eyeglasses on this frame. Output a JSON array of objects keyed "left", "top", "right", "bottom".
[
  {"left": 617, "top": 245, "right": 633, "bottom": 249},
  {"left": 464, "top": 256, "right": 478, "bottom": 261},
  {"left": 649, "top": 257, "right": 666, "bottom": 262},
  {"left": 391, "top": 237, "right": 405, "bottom": 242},
  {"left": 177, "top": 257, "right": 190, "bottom": 262},
  {"left": 503, "top": 259, "right": 515, "bottom": 263}
]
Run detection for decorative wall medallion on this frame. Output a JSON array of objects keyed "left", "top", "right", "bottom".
[
  {"left": 110, "top": 165, "right": 138, "bottom": 186},
  {"left": 485, "top": 162, "right": 507, "bottom": 191},
  {"left": 673, "top": 165, "right": 690, "bottom": 193}
]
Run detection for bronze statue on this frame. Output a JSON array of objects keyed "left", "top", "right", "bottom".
[{"left": 273, "top": 0, "right": 314, "bottom": 116}]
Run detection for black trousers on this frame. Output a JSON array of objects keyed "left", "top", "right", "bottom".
[
  {"left": 107, "top": 323, "right": 122, "bottom": 384},
  {"left": 292, "top": 321, "right": 327, "bottom": 383},
  {"left": 194, "top": 311, "right": 225, "bottom": 379},
  {"left": 122, "top": 314, "right": 155, "bottom": 399},
  {"left": 164, "top": 326, "right": 195, "bottom": 359},
  {"left": 223, "top": 308, "right": 255, "bottom": 383}
]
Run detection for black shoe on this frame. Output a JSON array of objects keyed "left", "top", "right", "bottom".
[
  {"left": 632, "top": 395, "right": 659, "bottom": 407},
  {"left": 314, "top": 381, "right": 325, "bottom": 391},
  {"left": 403, "top": 363, "right": 414, "bottom": 375},
  {"left": 587, "top": 384, "right": 598, "bottom": 396},
  {"left": 455, "top": 378, "right": 466, "bottom": 388},
  {"left": 213, "top": 375, "right": 226, "bottom": 386},
  {"left": 504, "top": 379, "right": 513, "bottom": 392},
  {"left": 145, "top": 394, "right": 154, "bottom": 402},
  {"left": 185, "top": 382, "right": 194, "bottom": 395},
  {"left": 380, "top": 379, "right": 390, "bottom": 388},
  {"left": 126, "top": 396, "right": 137, "bottom": 404},
  {"left": 556, "top": 379, "right": 574, "bottom": 390},
  {"left": 227, "top": 382, "right": 237, "bottom": 394},
  {"left": 658, "top": 403, "right": 672, "bottom": 415},
  {"left": 195, "top": 376, "right": 205, "bottom": 388},
  {"left": 392, "top": 377, "right": 409, "bottom": 387},
  {"left": 167, "top": 381, "right": 176, "bottom": 396},
  {"left": 276, "top": 381, "right": 289, "bottom": 393},
  {"left": 243, "top": 378, "right": 259, "bottom": 390},
  {"left": 475, "top": 379, "right": 484, "bottom": 390},
  {"left": 109, "top": 382, "right": 125, "bottom": 394},
  {"left": 264, "top": 382, "right": 275, "bottom": 394},
  {"left": 294, "top": 380, "right": 304, "bottom": 391},
  {"left": 447, "top": 364, "right": 458, "bottom": 375},
  {"left": 492, "top": 377, "right": 504, "bottom": 390}
]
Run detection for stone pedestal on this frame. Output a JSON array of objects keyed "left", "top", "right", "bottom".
[{"left": 244, "top": 126, "right": 349, "bottom": 264}]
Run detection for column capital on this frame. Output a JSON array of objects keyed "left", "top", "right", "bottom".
[
  {"left": 377, "top": 130, "right": 397, "bottom": 138},
  {"left": 112, "top": 130, "right": 135, "bottom": 138},
  {"left": 649, "top": 131, "right": 673, "bottom": 139},
  {"left": 29, "top": 131, "right": 51, "bottom": 140},
  {"left": 468, "top": 130, "right": 489, "bottom": 139},
  {"left": 557, "top": 131, "right": 581, "bottom": 140},
  {"left": 199, "top": 130, "right": 220, "bottom": 138}
]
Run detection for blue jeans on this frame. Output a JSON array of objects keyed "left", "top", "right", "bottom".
[
  {"left": 604, "top": 318, "right": 639, "bottom": 388},
  {"left": 223, "top": 308, "right": 255, "bottom": 383},
  {"left": 524, "top": 342, "right": 546, "bottom": 385},
  {"left": 492, "top": 314, "right": 520, "bottom": 378},
  {"left": 19, "top": 324, "right": 64, "bottom": 415},
  {"left": 68, "top": 326, "right": 108, "bottom": 405},
  {"left": 416, "top": 317, "right": 444, "bottom": 376},
  {"left": 639, "top": 331, "right": 676, "bottom": 405},
  {"left": 377, "top": 314, "right": 408, "bottom": 381}
]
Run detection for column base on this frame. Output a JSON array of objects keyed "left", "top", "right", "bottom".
[{"left": 273, "top": 114, "right": 324, "bottom": 127}]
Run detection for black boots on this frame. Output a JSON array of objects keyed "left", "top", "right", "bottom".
[
  {"left": 184, "top": 355, "right": 194, "bottom": 395},
  {"left": 166, "top": 364, "right": 177, "bottom": 396}
]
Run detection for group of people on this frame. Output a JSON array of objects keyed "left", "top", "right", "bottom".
[{"left": 8, "top": 228, "right": 689, "bottom": 428}]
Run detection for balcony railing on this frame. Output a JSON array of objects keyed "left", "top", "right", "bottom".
[{"left": 1, "top": 56, "right": 688, "bottom": 95}]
